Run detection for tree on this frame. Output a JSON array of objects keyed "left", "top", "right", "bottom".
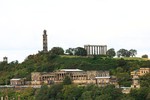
[
  {"left": 50, "top": 47, "right": 64, "bottom": 55},
  {"left": 74, "top": 47, "right": 87, "bottom": 56},
  {"left": 101, "top": 85, "right": 123, "bottom": 100},
  {"left": 140, "top": 73, "right": 150, "bottom": 88},
  {"left": 117, "top": 58, "right": 127, "bottom": 67},
  {"left": 120, "top": 95, "right": 135, "bottom": 100},
  {"left": 146, "top": 93, "right": 150, "bottom": 100},
  {"left": 129, "top": 49, "right": 137, "bottom": 57},
  {"left": 142, "top": 54, "right": 148, "bottom": 58},
  {"left": 63, "top": 76, "right": 72, "bottom": 85},
  {"left": 65, "top": 48, "right": 75, "bottom": 55},
  {"left": 117, "top": 49, "right": 131, "bottom": 57},
  {"left": 81, "top": 91, "right": 93, "bottom": 100},
  {"left": 20, "top": 87, "right": 35, "bottom": 100},
  {"left": 116, "top": 72, "right": 131, "bottom": 87},
  {"left": 95, "top": 94, "right": 112, "bottom": 100},
  {"left": 49, "top": 84, "right": 63, "bottom": 99},
  {"left": 106, "top": 48, "right": 116, "bottom": 58},
  {"left": 35, "top": 84, "right": 49, "bottom": 100},
  {"left": 130, "top": 87, "right": 150, "bottom": 100},
  {"left": 62, "top": 85, "right": 83, "bottom": 100}
]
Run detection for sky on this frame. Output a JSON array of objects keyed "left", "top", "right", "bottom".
[{"left": 0, "top": 0, "right": 150, "bottom": 63}]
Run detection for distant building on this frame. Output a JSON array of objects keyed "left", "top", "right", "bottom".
[
  {"left": 31, "top": 69, "right": 118, "bottom": 86},
  {"left": 84, "top": 45, "right": 107, "bottom": 56},
  {"left": 131, "top": 74, "right": 140, "bottom": 88},
  {"left": 130, "top": 68, "right": 150, "bottom": 89},
  {"left": 43, "top": 30, "right": 48, "bottom": 52},
  {"left": 131, "top": 68, "right": 150, "bottom": 76},
  {"left": 119, "top": 68, "right": 150, "bottom": 93},
  {"left": 10, "top": 78, "right": 25, "bottom": 86}
]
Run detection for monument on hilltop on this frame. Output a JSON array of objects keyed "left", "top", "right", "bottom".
[
  {"left": 84, "top": 45, "right": 107, "bottom": 56},
  {"left": 43, "top": 30, "right": 48, "bottom": 53}
]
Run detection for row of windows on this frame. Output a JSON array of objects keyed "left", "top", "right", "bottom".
[{"left": 140, "top": 70, "right": 149, "bottom": 74}]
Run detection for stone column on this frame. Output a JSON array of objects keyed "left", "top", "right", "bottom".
[
  {"left": 89, "top": 45, "right": 91, "bottom": 55},
  {"left": 88, "top": 46, "right": 90, "bottom": 55},
  {"left": 99, "top": 46, "right": 101, "bottom": 55},
  {"left": 43, "top": 30, "right": 48, "bottom": 53},
  {"left": 91, "top": 46, "right": 93, "bottom": 55},
  {"left": 98, "top": 46, "right": 99, "bottom": 55},
  {"left": 102, "top": 46, "right": 104, "bottom": 54},
  {"left": 101, "top": 46, "right": 103, "bottom": 55},
  {"left": 97, "top": 46, "right": 99, "bottom": 55},
  {"left": 58, "top": 74, "right": 60, "bottom": 80},
  {"left": 105, "top": 46, "right": 107, "bottom": 54},
  {"left": 88, "top": 45, "right": 90, "bottom": 55},
  {"left": 85, "top": 46, "right": 88, "bottom": 55},
  {"left": 94, "top": 46, "right": 96, "bottom": 55}
]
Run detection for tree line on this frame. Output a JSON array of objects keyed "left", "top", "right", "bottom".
[
  {"left": 0, "top": 46, "right": 150, "bottom": 99},
  {"left": 1, "top": 79, "right": 150, "bottom": 100},
  {"left": 47, "top": 46, "right": 148, "bottom": 58}
]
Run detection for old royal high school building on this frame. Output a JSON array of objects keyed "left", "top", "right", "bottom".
[{"left": 31, "top": 69, "right": 117, "bottom": 87}]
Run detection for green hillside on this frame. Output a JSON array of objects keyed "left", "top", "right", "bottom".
[
  {"left": 0, "top": 51, "right": 150, "bottom": 86},
  {"left": 1, "top": 52, "right": 150, "bottom": 99}
]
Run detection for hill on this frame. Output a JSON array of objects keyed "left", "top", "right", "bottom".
[{"left": 0, "top": 51, "right": 150, "bottom": 86}]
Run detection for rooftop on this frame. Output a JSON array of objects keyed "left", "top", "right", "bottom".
[
  {"left": 95, "top": 77, "right": 110, "bottom": 79},
  {"left": 59, "top": 69, "right": 83, "bottom": 72},
  {"left": 10, "top": 78, "right": 22, "bottom": 81}
]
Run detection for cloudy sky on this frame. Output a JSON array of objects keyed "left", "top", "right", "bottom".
[{"left": 0, "top": 0, "right": 150, "bottom": 62}]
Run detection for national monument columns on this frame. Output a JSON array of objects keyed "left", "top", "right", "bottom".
[{"left": 84, "top": 45, "right": 107, "bottom": 56}]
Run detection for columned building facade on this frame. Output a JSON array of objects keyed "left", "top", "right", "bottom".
[
  {"left": 30, "top": 69, "right": 118, "bottom": 86},
  {"left": 43, "top": 30, "right": 48, "bottom": 52},
  {"left": 84, "top": 45, "right": 107, "bottom": 56}
]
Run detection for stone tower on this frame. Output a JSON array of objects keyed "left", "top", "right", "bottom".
[{"left": 43, "top": 30, "right": 48, "bottom": 52}]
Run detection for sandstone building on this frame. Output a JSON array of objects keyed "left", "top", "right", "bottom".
[
  {"left": 31, "top": 69, "right": 117, "bottom": 86},
  {"left": 10, "top": 78, "right": 25, "bottom": 86},
  {"left": 130, "top": 68, "right": 150, "bottom": 88},
  {"left": 131, "top": 68, "right": 150, "bottom": 76}
]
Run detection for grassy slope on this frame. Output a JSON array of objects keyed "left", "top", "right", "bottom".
[
  {"left": 0, "top": 54, "right": 150, "bottom": 85},
  {"left": 115, "top": 57, "right": 150, "bottom": 61}
]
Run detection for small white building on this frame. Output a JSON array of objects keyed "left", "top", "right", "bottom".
[{"left": 10, "top": 78, "right": 25, "bottom": 86}]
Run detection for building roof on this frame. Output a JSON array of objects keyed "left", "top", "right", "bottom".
[
  {"left": 59, "top": 69, "right": 83, "bottom": 72},
  {"left": 95, "top": 77, "right": 110, "bottom": 79},
  {"left": 10, "top": 78, "right": 22, "bottom": 81}
]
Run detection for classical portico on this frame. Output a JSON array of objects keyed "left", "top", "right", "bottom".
[
  {"left": 30, "top": 69, "right": 118, "bottom": 86},
  {"left": 84, "top": 45, "right": 107, "bottom": 56}
]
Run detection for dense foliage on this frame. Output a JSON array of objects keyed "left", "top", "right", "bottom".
[
  {"left": 1, "top": 84, "right": 150, "bottom": 100},
  {"left": 142, "top": 54, "right": 148, "bottom": 58},
  {"left": 117, "top": 49, "right": 137, "bottom": 57},
  {"left": 0, "top": 47, "right": 150, "bottom": 99},
  {"left": 106, "top": 48, "right": 116, "bottom": 58},
  {"left": 66, "top": 47, "right": 87, "bottom": 56},
  {"left": 0, "top": 84, "right": 123, "bottom": 100},
  {"left": 0, "top": 50, "right": 150, "bottom": 86}
]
